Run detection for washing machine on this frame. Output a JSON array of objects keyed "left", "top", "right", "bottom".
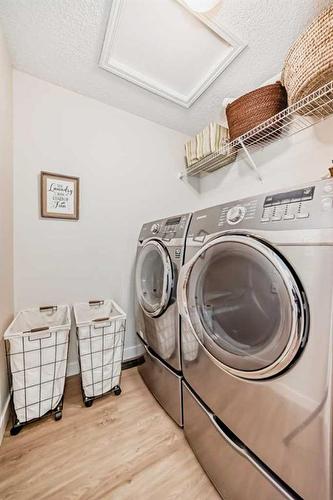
[
  {"left": 178, "top": 178, "right": 333, "bottom": 499},
  {"left": 135, "top": 212, "right": 191, "bottom": 426}
]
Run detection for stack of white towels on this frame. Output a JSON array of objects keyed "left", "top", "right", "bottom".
[{"left": 185, "top": 122, "right": 229, "bottom": 168}]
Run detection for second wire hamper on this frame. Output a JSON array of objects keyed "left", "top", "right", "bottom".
[{"left": 74, "top": 299, "right": 126, "bottom": 407}]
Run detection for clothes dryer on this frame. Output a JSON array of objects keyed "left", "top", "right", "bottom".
[{"left": 178, "top": 179, "right": 333, "bottom": 499}]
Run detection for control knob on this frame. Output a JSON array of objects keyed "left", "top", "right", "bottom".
[
  {"left": 151, "top": 223, "right": 160, "bottom": 234},
  {"left": 227, "top": 206, "right": 246, "bottom": 224}
]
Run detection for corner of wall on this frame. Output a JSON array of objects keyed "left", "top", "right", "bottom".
[
  {"left": 0, "top": 393, "right": 10, "bottom": 443},
  {"left": 0, "top": 21, "right": 14, "bottom": 445}
]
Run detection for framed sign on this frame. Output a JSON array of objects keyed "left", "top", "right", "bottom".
[{"left": 41, "top": 171, "right": 80, "bottom": 220}]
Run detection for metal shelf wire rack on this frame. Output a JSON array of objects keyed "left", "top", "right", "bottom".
[{"left": 180, "top": 80, "right": 333, "bottom": 180}]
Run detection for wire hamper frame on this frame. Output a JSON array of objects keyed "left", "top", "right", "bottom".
[
  {"left": 74, "top": 300, "right": 126, "bottom": 407},
  {"left": 4, "top": 305, "right": 71, "bottom": 436}
]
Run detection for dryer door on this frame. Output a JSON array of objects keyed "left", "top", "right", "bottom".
[
  {"left": 136, "top": 240, "right": 173, "bottom": 318},
  {"left": 178, "top": 234, "right": 308, "bottom": 380}
]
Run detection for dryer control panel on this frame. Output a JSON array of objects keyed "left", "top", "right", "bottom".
[{"left": 188, "top": 178, "right": 333, "bottom": 239}]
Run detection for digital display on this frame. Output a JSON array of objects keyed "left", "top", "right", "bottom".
[
  {"left": 264, "top": 186, "right": 315, "bottom": 207},
  {"left": 166, "top": 217, "right": 181, "bottom": 226}
]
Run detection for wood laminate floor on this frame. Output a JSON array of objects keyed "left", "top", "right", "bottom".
[{"left": 0, "top": 368, "right": 219, "bottom": 499}]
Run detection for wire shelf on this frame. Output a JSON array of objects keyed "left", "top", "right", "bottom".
[{"left": 180, "top": 80, "right": 333, "bottom": 179}]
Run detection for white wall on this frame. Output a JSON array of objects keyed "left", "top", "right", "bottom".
[
  {"left": 197, "top": 117, "right": 333, "bottom": 207},
  {"left": 13, "top": 71, "right": 200, "bottom": 374},
  {"left": 0, "top": 25, "right": 13, "bottom": 441}
]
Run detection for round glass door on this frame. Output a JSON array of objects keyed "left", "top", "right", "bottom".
[
  {"left": 181, "top": 235, "right": 307, "bottom": 379},
  {"left": 136, "top": 240, "right": 173, "bottom": 317}
]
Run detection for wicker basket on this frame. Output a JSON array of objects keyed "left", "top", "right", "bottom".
[
  {"left": 226, "top": 82, "right": 288, "bottom": 142},
  {"left": 281, "top": 6, "right": 333, "bottom": 105}
]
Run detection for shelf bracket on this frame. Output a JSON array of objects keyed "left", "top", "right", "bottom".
[{"left": 238, "top": 138, "right": 263, "bottom": 182}]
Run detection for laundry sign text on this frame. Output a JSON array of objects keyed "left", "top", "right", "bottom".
[{"left": 41, "top": 171, "right": 80, "bottom": 220}]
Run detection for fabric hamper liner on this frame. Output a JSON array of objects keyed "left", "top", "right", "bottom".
[
  {"left": 4, "top": 305, "right": 71, "bottom": 423},
  {"left": 74, "top": 300, "right": 126, "bottom": 399}
]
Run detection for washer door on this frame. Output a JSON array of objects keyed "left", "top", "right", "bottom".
[
  {"left": 136, "top": 240, "right": 173, "bottom": 318},
  {"left": 178, "top": 234, "right": 307, "bottom": 379}
]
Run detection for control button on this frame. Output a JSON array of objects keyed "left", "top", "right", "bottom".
[
  {"left": 175, "top": 248, "right": 181, "bottom": 259},
  {"left": 227, "top": 206, "right": 246, "bottom": 224},
  {"left": 151, "top": 223, "right": 160, "bottom": 234},
  {"left": 193, "top": 230, "right": 207, "bottom": 243},
  {"left": 324, "top": 184, "right": 333, "bottom": 193},
  {"left": 321, "top": 197, "right": 333, "bottom": 211},
  {"left": 296, "top": 212, "right": 309, "bottom": 219}
]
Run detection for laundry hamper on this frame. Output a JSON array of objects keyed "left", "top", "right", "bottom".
[
  {"left": 74, "top": 300, "right": 126, "bottom": 407},
  {"left": 4, "top": 305, "right": 71, "bottom": 436}
]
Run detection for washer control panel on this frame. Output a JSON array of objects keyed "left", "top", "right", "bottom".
[
  {"left": 164, "top": 216, "right": 182, "bottom": 233},
  {"left": 140, "top": 213, "right": 191, "bottom": 242},
  {"left": 150, "top": 216, "right": 184, "bottom": 235}
]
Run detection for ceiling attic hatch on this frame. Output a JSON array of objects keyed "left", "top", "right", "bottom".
[{"left": 99, "top": 0, "right": 246, "bottom": 108}]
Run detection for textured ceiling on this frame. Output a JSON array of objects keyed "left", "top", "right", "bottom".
[{"left": 0, "top": 0, "right": 331, "bottom": 135}]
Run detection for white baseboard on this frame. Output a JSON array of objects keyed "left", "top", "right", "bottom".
[
  {"left": 0, "top": 394, "right": 10, "bottom": 445},
  {"left": 66, "top": 343, "right": 144, "bottom": 378},
  {"left": 123, "top": 343, "right": 144, "bottom": 360}
]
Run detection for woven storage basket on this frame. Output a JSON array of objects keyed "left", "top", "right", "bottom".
[
  {"left": 226, "top": 82, "right": 288, "bottom": 142},
  {"left": 281, "top": 6, "right": 333, "bottom": 105}
]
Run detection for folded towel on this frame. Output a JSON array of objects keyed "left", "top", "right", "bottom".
[
  {"left": 185, "top": 136, "right": 198, "bottom": 166},
  {"left": 210, "top": 122, "right": 229, "bottom": 153},
  {"left": 185, "top": 122, "right": 230, "bottom": 168}
]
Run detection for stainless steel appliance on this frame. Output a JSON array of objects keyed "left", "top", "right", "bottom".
[
  {"left": 178, "top": 178, "right": 333, "bottom": 499},
  {"left": 135, "top": 213, "right": 191, "bottom": 426}
]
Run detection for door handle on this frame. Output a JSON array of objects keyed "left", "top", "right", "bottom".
[
  {"left": 177, "top": 262, "right": 191, "bottom": 320},
  {"left": 39, "top": 305, "right": 57, "bottom": 312},
  {"left": 89, "top": 300, "right": 104, "bottom": 306}
]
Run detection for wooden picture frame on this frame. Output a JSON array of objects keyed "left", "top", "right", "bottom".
[{"left": 40, "top": 171, "right": 80, "bottom": 220}]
